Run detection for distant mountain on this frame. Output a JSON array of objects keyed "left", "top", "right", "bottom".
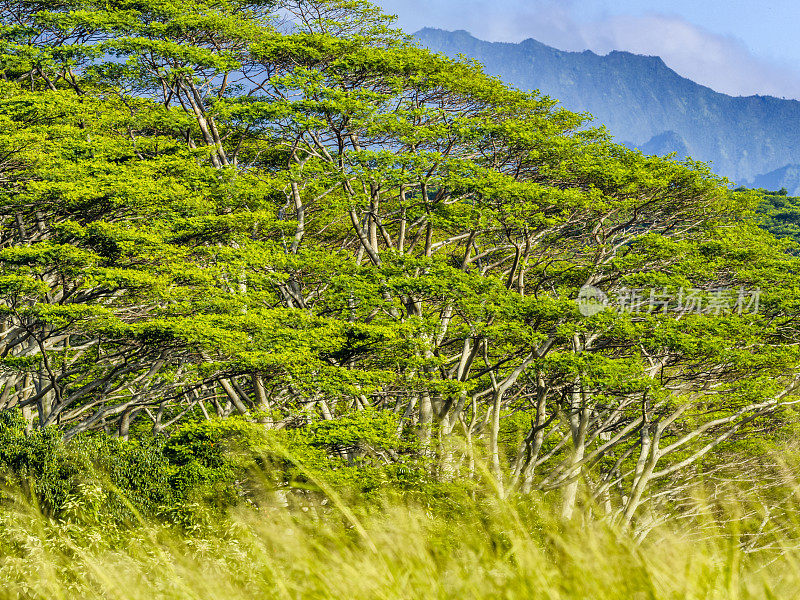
[
  {"left": 749, "top": 164, "right": 800, "bottom": 194},
  {"left": 416, "top": 28, "right": 800, "bottom": 192},
  {"left": 638, "top": 131, "right": 690, "bottom": 160}
]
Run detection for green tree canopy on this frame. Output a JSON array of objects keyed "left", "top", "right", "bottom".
[{"left": 0, "top": 0, "right": 798, "bottom": 523}]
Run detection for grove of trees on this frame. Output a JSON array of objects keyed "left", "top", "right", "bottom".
[{"left": 0, "top": 0, "right": 799, "bottom": 525}]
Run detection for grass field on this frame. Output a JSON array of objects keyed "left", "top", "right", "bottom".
[{"left": 1, "top": 482, "right": 799, "bottom": 600}]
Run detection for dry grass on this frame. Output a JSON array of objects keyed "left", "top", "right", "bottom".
[{"left": 1, "top": 483, "right": 799, "bottom": 600}]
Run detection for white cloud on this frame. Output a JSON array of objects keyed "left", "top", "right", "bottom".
[{"left": 376, "top": 0, "right": 800, "bottom": 99}]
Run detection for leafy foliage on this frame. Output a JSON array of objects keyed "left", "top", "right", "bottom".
[
  {"left": 0, "top": 0, "right": 797, "bottom": 525},
  {"left": 754, "top": 186, "right": 800, "bottom": 247}
]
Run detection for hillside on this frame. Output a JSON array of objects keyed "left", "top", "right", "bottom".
[{"left": 416, "top": 28, "right": 800, "bottom": 190}]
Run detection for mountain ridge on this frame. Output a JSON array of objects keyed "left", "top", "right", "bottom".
[{"left": 416, "top": 27, "right": 800, "bottom": 191}]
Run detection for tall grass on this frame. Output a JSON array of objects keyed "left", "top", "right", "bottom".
[{"left": 1, "top": 481, "right": 799, "bottom": 600}]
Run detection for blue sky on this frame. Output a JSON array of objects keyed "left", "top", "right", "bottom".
[{"left": 373, "top": 0, "right": 800, "bottom": 99}]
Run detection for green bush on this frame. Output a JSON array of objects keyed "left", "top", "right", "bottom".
[
  {"left": 0, "top": 409, "right": 472, "bottom": 523},
  {"left": 0, "top": 410, "right": 260, "bottom": 522}
]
